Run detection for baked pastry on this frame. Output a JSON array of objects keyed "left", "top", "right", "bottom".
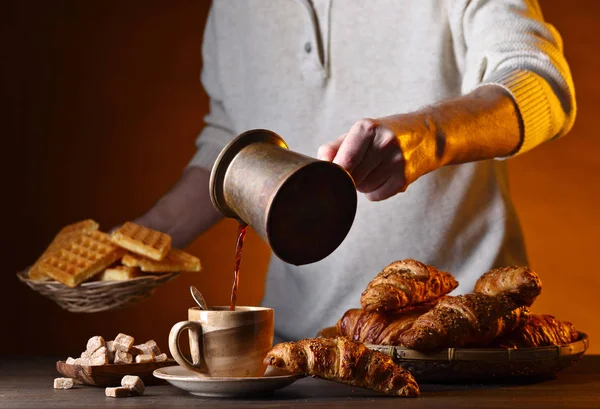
[
  {"left": 336, "top": 305, "right": 432, "bottom": 345},
  {"left": 264, "top": 337, "right": 419, "bottom": 397},
  {"left": 38, "top": 231, "right": 126, "bottom": 287},
  {"left": 122, "top": 248, "right": 201, "bottom": 272},
  {"left": 399, "top": 293, "right": 528, "bottom": 350},
  {"left": 96, "top": 266, "right": 141, "bottom": 281},
  {"left": 491, "top": 314, "right": 578, "bottom": 348},
  {"left": 110, "top": 222, "right": 171, "bottom": 261},
  {"left": 28, "top": 219, "right": 99, "bottom": 281},
  {"left": 360, "top": 259, "right": 458, "bottom": 312},
  {"left": 474, "top": 266, "right": 542, "bottom": 307}
]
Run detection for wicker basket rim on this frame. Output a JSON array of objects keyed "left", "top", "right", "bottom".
[
  {"left": 367, "top": 332, "right": 589, "bottom": 362},
  {"left": 16, "top": 268, "right": 178, "bottom": 289}
]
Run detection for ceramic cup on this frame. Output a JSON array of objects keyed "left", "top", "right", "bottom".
[{"left": 169, "top": 306, "right": 274, "bottom": 377}]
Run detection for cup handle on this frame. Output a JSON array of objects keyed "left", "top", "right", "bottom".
[{"left": 168, "top": 320, "right": 206, "bottom": 374}]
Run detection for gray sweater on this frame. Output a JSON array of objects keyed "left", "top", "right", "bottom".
[{"left": 189, "top": 0, "right": 576, "bottom": 342}]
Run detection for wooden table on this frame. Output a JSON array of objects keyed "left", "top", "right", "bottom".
[{"left": 1, "top": 356, "right": 599, "bottom": 409}]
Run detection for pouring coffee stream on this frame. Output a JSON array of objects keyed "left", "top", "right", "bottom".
[
  {"left": 209, "top": 129, "right": 357, "bottom": 309},
  {"left": 229, "top": 223, "right": 248, "bottom": 311}
]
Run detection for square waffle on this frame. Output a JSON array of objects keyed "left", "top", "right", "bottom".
[
  {"left": 38, "top": 231, "right": 126, "bottom": 287},
  {"left": 57, "top": 219, "right": 100, "bottom": 237},
  {"left": 110, "top": 222, "right": 171, "bottom": 261},
  {"left": 97, "top": 265, "right": 141, "bottom": 281},
  {"left": 28, "top": 219, "right": 100, "bottom": 281},
  {"left": 122, "top": 248, "right": 201, "bottom": 273}
]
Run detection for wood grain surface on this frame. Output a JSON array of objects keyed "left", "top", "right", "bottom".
[{"left": 0, "top": 355, "right": 598, "bottom": 408}]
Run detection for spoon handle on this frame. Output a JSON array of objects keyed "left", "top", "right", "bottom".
[{"left": 190, "top": 286, "right": 209, "bottom": 310}]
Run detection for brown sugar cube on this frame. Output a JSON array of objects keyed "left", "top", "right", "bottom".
[
  {"left": 121, "top": 375, "right": 145, "bottom": 396},
  {"left": 131, "top": 340, "right": 160, "bottom": 356},
  {"left": 135, "top": 353, "right": 155, "bottom": 364},
  {"left": 114, "top": 333, "right": 135, "bottom": 352},
  {"left": 78, "top": 350, "right": 92, "bottom": 365},
  {"left": 130, "top": 344, "right": 148, "bottom": 356},
  {"left": 53, "top": 378, "right": 74, "bottom": 389},
  {"left": 89, "top": 347, "right": 108, "bottom": 366},
  {"left": 144, "top": 340, "right": 161, "bottom": 355},
  {"left": 114, "top": 350, "right": 133, "bottom": 364},
  {"left": 154, "top": 353, "right": 168, "bottom": 362},
  {"left": 106, "top": 340, "right": 115, "bottom": 363},
  {"left": 105, "top": 387, "right": 130, "bottom": 398},
  {"left": 65, "top": 357, "right": 76, "bottom": 365},
  {"left": 86, "top": 336, "right": 105, "bottom": 354}
]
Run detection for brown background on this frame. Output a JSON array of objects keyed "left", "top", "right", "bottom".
[{"left": 2, "top": 1, "right": 598, "bottom": 355}]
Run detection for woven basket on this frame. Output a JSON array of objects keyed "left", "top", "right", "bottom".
[
  {"left": 17, "top": 270, "right": 179, "bottom": 313},
  {"left": 368, "top": 332, "right": 589, "bottom": 382},
  {"left": 316, "top": 326, "right": 589, "bottom": 382}
]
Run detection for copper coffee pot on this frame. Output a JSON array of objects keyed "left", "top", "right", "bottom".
[{"left": 209, "top": 129, "right": 357, "bottom": 265}]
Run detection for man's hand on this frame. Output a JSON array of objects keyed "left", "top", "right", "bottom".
[
  {"left": 317, "top": 116, "right": 435, "bottom": 201},
  {"left": 317, "top": 85, "right": 522, "bottom": 201}
]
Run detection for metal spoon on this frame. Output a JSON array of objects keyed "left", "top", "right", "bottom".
[{"left": 190, "top": 286, "right": 208, "bottom": 310}]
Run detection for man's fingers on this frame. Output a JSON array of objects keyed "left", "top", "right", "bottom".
[
  {"left": 365, "top": 172, "right": 407, "bottom": 201},
  {"left": 352, "top": 128, "right": 401, "bottom": 187},
  {"left": 317, "top": 134, "right": 346, "bottom": 162},
  {"left": 319, "top": 119, "right": 407, "bottom": 201},
  {"left": 358, "top": 149, "right": 405, "bottom": 193},
  {"left": 351, "top": 150, "right": 382, "bottom": 186},
  {"left": 357, "top": 162, "right": 391, "bottom": 193},
  {"left": 332, "top": 119, "right": 377, "bottom": 173}
]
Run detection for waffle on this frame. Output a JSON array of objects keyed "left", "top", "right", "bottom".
[
  {"left": 97, "top": 266, "right": 141, "bottom": 281},
  {"left": 57, "top": 219, "right": 99, "bottom": 237},
  {"left": 110, "top": 222, "right": 171, "bottom": 261},
  {"left": 122, "top": 248, "right": 201, "bottom": 273},
  {"left": 38, "top": 231, "right": 126, "bottom": 287},
  {"left": 28, "top": 219, "right": 100, "bottom": 281}
]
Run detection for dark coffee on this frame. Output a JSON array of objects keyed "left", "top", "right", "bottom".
[{"left": 229, "top": 223, "right": 248, "bottom": 311}]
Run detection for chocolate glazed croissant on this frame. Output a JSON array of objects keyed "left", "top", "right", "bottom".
[
  {"left": 474, "top": 266, "right": 542, "bottom": 307},
  {"left": 491, "top": 314, "right": 578, "bottom": 348},
  {"left": 399, "top": 293, "right": 528, "bottom": 350},
  {"left": 337, "top": 305, "right": 432, "bottom": 345},
  {"left": 360, "top": 259, "right": 458, "bottom": 312},
  {"left": 264, "top": 337, "right": 419, "bottom": 397}
]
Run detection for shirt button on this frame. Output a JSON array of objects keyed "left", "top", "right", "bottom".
[{"left": 304, "top": 42, "right": 312, "bottom": 53}]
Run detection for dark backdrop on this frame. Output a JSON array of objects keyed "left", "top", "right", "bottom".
[{"left": 1, "top": 0, "right": 598, "bottom": 355}]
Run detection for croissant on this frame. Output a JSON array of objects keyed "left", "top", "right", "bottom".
[
  {"left": 336, "top": 305, "right": 432, "bottom": 345},
  {"left": 264, "top": 337, "right": 419, "bottom": 397},
  {"left": 398, "top": 293, "right": 528, "bottom": 350},
  {"left": 491, "top": 314, "right": 578, "bottom": 348},
  {"left": 474, "top": 266, "right": 542, "bottom": 307},
  {"left": 360, "top": 259, "right": 458, "bottom": 312}
]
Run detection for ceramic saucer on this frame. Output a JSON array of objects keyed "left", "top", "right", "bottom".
[{"left": 153, "top": 365, "right": 303, "bottom": 397}]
